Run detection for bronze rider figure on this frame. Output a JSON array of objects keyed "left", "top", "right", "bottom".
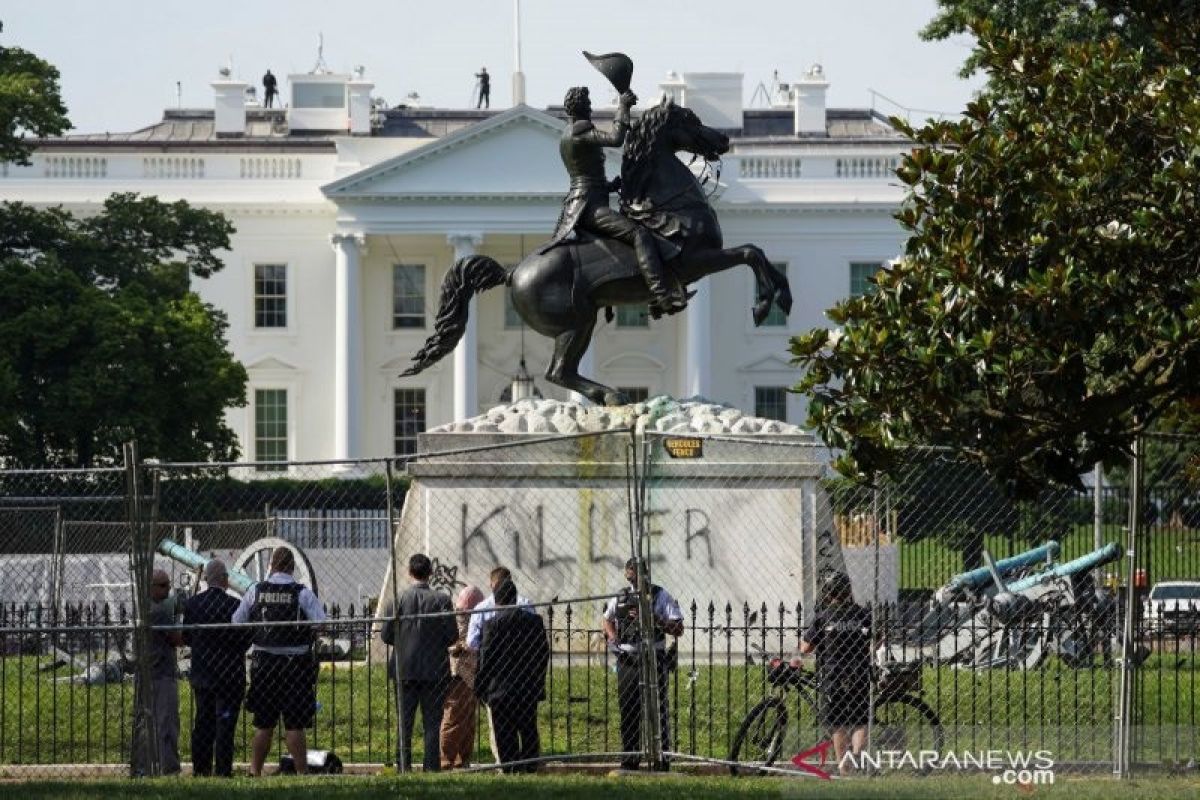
[{"left": 537, "top": 86, "right": 688, "bottom": 316}]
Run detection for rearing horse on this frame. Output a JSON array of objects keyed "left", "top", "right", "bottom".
[{"left": 402, "top": 98, "right": 792, "bottom": 405}]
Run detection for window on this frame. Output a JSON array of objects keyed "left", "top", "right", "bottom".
[
  {"left": 616, "top": 305, "right": 649, "bottom": 328},
  {"left": 254, "top": 389, "right": 288, "bottom": 470},
  {"left": 394, "top": 388, "right": 427, "bottom": 456},
  {"left": 504, "top": 286, "right": 522, "bottom": 329},
  {"left": 393, "top": 264, "right": 426, "bottom": 329},
  {"left": 754, "top": 386, "right": 788, "bottom": 422},
  {"left": 618, "top": 386, "right": 650, "bottom": 403},
  {"left": 292, "top": 82, "right": 345, "bottom": 109},
  {"left": 850, "top": 262, "right": 883, "bottom": 298},
  {"left": 761, "top": 263, "right": 788, "bottom": 327},
  {"left": 254, "top": 264, "right": 287, "bottom": 328}
]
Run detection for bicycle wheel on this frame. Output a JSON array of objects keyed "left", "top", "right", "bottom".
[
  {"left": 729, "top": 697, "right": 786, "bottom": 776},
  {"left": 729, "top": 689, "right": 822, "bottom": 776},
  {"left": 870, "top": 693, "right": 944, "bottom": 756}
]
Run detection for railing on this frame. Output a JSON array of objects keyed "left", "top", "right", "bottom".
[
  {"left": 42, "top": 156, "right": 107, "bottom": 179},
  {"left": 738, "top": 156, "right": 803, "bottom": 179},
  {"left": 142, "top": 157, "right": 204, "bottom": 179},
  {"left": 239, "top": 157, "right": 303, "bottom": 179},
  {"left": 836, "top": 157, "right": 898, "bottom": 178}
]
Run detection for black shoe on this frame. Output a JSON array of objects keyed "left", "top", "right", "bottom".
[
  {"left": 619, "top": 759, "right": 640, "bottom": 771},
  {"left": 648, "top": 290, "right": 688, "bottom": 319}
]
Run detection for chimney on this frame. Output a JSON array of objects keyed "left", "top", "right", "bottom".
[
  {"left": 347, "top": 67, "right": 374, "bottom": 135},
  {"left": 212, "top": 71, "right": 247, "bottom": 137},
  {"left": 662, "top": 72, "right": 743, "bottom": 130},
  {"left": 793, "top": 64, "right": 829, "bottom": 136},
  {"left": 658, "top": 70, "right": 686, "bottom": 105}
]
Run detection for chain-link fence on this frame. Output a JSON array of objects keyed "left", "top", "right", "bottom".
[{"left": 0, "top": 430, "right": 1195, "bottom": 781}]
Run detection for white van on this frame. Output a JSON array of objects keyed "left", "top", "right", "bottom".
[{"left": 1145, "top": 582, "right": 1200, "bottom": 634}]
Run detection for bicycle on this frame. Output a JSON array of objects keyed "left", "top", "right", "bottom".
[{"left": 728, "top": 645, "right": 944, "bottom": 776}]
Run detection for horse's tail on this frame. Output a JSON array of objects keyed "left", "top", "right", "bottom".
[{"left": 401, "top": 255, "right": 508, "bottom": 377}]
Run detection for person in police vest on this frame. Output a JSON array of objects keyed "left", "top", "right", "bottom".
[
  {"left": 232, "top": 546, "right": 326, "bottom": 776},
  {"left": 799, "top": 570, "right": 871, "bottom": 776},
  {"left": 602, "top": 557, "right": 683, "bottom": 771}
]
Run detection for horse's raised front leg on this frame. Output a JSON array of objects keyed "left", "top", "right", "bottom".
[
  {"left": 545, "top": 316, "right": 628, "bottom": 406},
  {"left": 685, "top": 245, "right": 792, "bottom": 326}
]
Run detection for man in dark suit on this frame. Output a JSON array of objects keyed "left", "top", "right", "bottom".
[
  {"left": 182, "top": 559, "right": 251, "bottom": 777},
  {"left": 381, "top": 553, "right": 458, "bottom": 772},
  {"left": 475, "top": 578, "right": 549, "bottom": 773}
]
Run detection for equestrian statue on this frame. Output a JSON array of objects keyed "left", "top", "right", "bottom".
[{"left": 402, "top": 52, "right": 792, "bottom": 406}]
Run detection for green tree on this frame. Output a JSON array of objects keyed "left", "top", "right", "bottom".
[
  {"left": 0, "top": 30, "right": 245, "bottom": 467},
  {"left": 921, "top": 1, "right": 1122, "bottom": 78},
  {"left": 791, "top": 3, "right": 1200, "bottom": 496},
  {"left": 0, "top": 195, "right": 246, "bottom": 467},
  {"left": 0, "top": 21, "right": 70, "bottom": 164}
]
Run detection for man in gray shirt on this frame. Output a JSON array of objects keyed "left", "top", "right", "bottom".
[{"left": 134, "top": 569, "right": 182, "bottom": 776}]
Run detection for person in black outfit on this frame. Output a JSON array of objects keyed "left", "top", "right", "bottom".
[
  {"left": 381, "top": 553, "right": 459, "bottom": 772},
  {"left": 475, "top": 67, "right": 490, "bottom": 108},
  {"left": 183, "top": 559, "right": 251, "bottom": 777},
  {"left": 602, "top": 558, "right": 684, "bottom": 772},
  {"left": 800, "top": 571, "right": 872, "bottom": 776},
  {"left": 262, "top": 70, "right": 279, "bottom": 108},
  {"left": 232, "top": 546, "right": 327, "bottom": 777},
  {"left": 475, "top": 577, "right": 549, "bottom": 773}
]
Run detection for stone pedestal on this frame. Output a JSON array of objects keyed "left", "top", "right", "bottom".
[{"left": 377, "top": 398, "right": 896, "bottom": 636}]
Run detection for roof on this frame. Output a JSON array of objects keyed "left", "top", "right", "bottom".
[{"left": 35, "top": 105, "right": 907, "bottom": 151}]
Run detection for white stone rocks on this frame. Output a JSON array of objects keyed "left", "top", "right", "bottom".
[{"left": 428, "top": 396, "right": 806, "bottom": 436}]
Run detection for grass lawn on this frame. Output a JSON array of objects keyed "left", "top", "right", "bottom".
[
  {"left": 0, "top": 773, "right": 1191, "bottom": 800},
  {"left": 2, "top": 655, "right": 1195, "bottom": 767}
]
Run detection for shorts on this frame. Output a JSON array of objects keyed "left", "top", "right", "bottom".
[
  {"left": 245, "top": 652, "right": 317, "bottom": 731},
  {"left": 819, "top": 671, "right": 870, "bottom": 729},
  {"left": 820, "top": 690, "right": 870, "bottom": 729}
]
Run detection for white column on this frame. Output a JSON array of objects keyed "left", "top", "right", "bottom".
[
  {"left": 684, "top": 281, "right": 712, "bottom": 400},
  {"left": 331, "top": 232, "right": 366, "bottom": 463},
  {"left": 449, "top": 233, "right": 484, "bottom": 421}
]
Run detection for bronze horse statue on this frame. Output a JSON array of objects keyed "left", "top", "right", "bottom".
[{"left": 402, "top": 98, "right": 792, "bottom": 405}]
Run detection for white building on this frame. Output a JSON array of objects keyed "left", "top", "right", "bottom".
[{"left": 1, "top": 65, "right": 909, "bottom": 467}]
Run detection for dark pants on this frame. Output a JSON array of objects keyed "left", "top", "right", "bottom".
[
  {"left": 191, "top": 683, "right": 243, "bottom": 777},
  {"left": 579, "top": 205, "right": 676, "bottom": 302},
  {"left": 398, "top": 679, "right": 446, "bottom": 772},
  {"left": 616, "top": 653, "right": 670, "bottom": 769},
  {"left": 491, "top": 698, "right": 539, "bottom": 773}
]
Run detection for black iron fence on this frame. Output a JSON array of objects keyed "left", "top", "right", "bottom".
[
  {"left": 0, "top": 430, "right": 1198, "bottom": 778},
  {"left": 0, "top": 594, "right": 1195, "bottom": 773}
]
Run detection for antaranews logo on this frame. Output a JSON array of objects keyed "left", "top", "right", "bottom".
[{"left": 790, "top": 744, "right": 1055, "bottom": 782}]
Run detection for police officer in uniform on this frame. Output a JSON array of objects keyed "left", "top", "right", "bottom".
[
  {"left": 602, "top": 558, "right": 683, "bottom": 771},
  {"left": 800, "top": 571, "right": 871, "bottom": 776},
  {"left": 232, "top": 546, "right": 326, "bottom": 777}
]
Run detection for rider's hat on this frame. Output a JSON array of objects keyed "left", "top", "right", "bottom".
[{"left": 583, "top": 51, "right": 633, "bottom": 93}]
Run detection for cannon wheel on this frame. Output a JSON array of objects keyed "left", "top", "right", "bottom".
[{"left": 234, "top": 537, "right": 318, "bottom": 597}]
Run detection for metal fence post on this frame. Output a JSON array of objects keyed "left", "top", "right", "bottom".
[
  {"left": 384, "top": 459, "right": 407, "bottom": 771},
  {"left": 124, "top": 441, "right": 160, "bottom": 777},
  {"left": 1115, "top": 435, "right": 1141, "bottom": 777},
  {"left": 629, "top": 432, "right": 665, "bottom": 771}
]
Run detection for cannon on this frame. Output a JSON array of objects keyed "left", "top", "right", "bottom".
[
  {"left": 155, "top": 536, "right": 318, "bottom": 598},
  {"left": 935, "top": 540, "right": 1061, "bottom": 604},
  {"left": 880, "top": 541, "right": 1122, "bottom": 670}
]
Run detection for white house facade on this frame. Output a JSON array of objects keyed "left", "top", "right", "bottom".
[{"left": 0, "top": 66, "right": 909, "bottom": 467}]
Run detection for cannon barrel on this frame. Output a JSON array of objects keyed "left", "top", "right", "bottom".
[
  {"left": 947, "top": 541, "right": 1061, "bottom": 592},
  {"left": 156, "top": 538, "right": 255, "bottom": 595},
  {"left": 1005, "top": 542, "right": 1121, "bottom": 594}
]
